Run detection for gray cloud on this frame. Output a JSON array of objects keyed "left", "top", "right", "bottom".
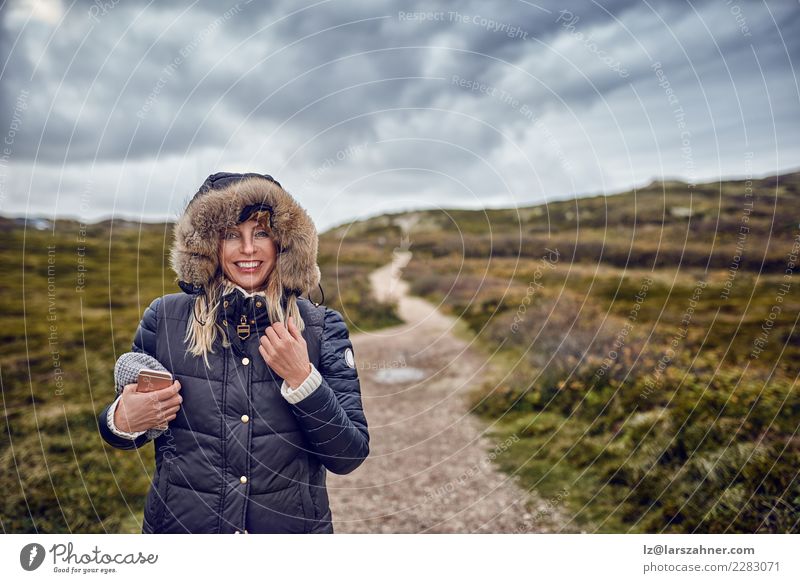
[{"left": 0, "top": 0, "right": 798, "bottom": 231}]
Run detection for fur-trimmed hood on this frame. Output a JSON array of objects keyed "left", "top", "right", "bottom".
[{"left": 170, "top": 172, "right": 320, "bottom": 297}]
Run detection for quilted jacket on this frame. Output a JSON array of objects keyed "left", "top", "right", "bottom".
[{"left": 97, "top": 289, "right": 369, "bottom": 533}]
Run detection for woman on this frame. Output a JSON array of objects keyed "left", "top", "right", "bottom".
[{"left": 97, "top": 171, "right": 369, "bottom": 534}]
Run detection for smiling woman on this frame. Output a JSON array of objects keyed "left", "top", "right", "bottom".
[{"left": 96, "top": 171, "right": 370, "bottom": 534}]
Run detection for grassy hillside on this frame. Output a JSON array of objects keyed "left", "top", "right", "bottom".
[
  {"left": 334, "top": 171, "right": 800, "bottom": 533},
  {"left": 2, "top": 170, "right": 798, "bottom": 533}
]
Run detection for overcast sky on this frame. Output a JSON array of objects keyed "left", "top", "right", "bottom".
[{"left": 1, "top": 0, "right": 798, "bottom": 232}]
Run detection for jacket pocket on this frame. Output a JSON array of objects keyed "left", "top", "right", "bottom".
[{"left": 153, "top": 457, "right": 173, "bottom": 532}]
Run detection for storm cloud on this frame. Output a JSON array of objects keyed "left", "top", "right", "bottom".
[{"left": 1, "top": 0, "right": 798, "bottom": 230}]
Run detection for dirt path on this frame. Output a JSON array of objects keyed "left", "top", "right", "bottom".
[{"left": 327, "top": 250, "right": 575, "bottom": 533}]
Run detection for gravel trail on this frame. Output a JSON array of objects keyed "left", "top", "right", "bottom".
[{"left": 327, "top": 251, "right": 574, "bottom": 533}]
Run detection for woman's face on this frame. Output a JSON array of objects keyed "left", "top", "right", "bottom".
[{"left": 219, "top": 218, "right": 277, "bottom": 292}]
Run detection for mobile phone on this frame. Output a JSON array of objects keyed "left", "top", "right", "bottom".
[
  {"left": 136, "top": 368, "right": 174, "bottom": 392},
  {"left": 137, "top": 369, "right": 174, "bottom": 431}
]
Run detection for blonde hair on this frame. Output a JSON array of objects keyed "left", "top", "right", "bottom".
[{"left": 184, "top": 245, "right": 306, "bottom": 369}]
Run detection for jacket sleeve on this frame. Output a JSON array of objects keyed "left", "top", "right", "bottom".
[
  {"left": 97, "top": 297, "right": 163, "bottom": 450},
  {"left": 287, "top": 307, "right": 370, "bottom": 474}
]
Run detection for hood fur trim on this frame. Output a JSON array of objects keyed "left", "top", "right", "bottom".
[{"left": 170, "top": 174, "right": 320, "bottom": 295}]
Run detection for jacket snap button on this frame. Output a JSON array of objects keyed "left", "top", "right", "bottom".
[
  {"left": 241, "top": 414, "right": 249, "bottom": 423},
  {"left": 234, "top": 530, "right": 240, "bottom": 534},
  {"left": 240, "top": 475, "right": 247, "bottom": 484},
  {"left": 224, "top": 301, "right": 229, "bottom": 308},
  {"left": 223, "top": 320, "right": 228, "bottom": 326},
  {"left": 241, "top": 357, "right": 250, "bottom": 365}
]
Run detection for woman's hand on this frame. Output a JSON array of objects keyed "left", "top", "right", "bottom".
[
  {"left": 259, "top": 316, "right": 311, "bottom": 388},
  {"left": 113, "top": 380, "right": 182, "bottom": 433}
]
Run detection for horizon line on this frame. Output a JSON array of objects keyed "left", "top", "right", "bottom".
[{"left": 3, "top": 164, "right": 798, "bottom": 234}]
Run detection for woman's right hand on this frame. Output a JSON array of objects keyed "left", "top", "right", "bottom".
[{"left": 113, "top": 380, "right": 182, "bottom": 433}]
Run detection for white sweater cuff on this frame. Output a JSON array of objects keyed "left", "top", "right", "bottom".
[
  {"left": 107, "top": 394, "right": 146, "bottom": 439},
  {"left": 280, "top": 363, "right": 322, "bottom": 404}
]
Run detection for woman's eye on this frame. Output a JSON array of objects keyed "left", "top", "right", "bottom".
[
  {"left": 224, "top": 231, "right": 239, "bottom": 239},
  {"left": 255, "top": 230, "right": 269, "bottom": 238}
]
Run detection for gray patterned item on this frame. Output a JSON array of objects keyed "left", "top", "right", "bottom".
[{"left": 113, "top": 351, "right": 173, "bottom": 440}]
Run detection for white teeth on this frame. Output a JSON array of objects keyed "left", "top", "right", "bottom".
[{"left": 235, "top": 261, "right": 261, "bottom": 268}]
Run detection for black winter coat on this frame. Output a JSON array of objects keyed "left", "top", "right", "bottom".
[{"left": 98, "top": 290, "right": 369, "bottom": 533}]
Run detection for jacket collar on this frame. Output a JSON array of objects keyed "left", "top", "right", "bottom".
[
  {"left": 217, "top": 277, "right": 275, "bottom": 360},
  {"left": 220, "top": 276, "right": 268, "bottom": 300}
]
